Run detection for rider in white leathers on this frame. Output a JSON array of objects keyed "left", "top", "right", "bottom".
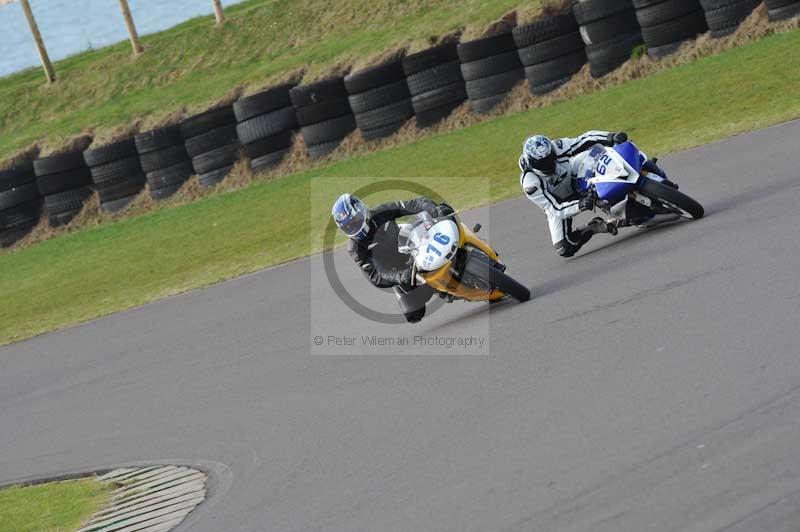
[{"left": 519, "top": 131, "right": 675, "bottom": 258}]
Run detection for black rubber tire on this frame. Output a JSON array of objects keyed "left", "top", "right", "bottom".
[
  {"left": 290, "top": 77, "right": 348, "bottom": 107},
  {"left": 233, "top": 83, "right": 294, "bottom": 122},
  {"left": 306, "top": 140, "right": 344, "bottom": 159},
  {"left": 300, "top": 114, "right": 357, "bottom": 145},
  {"left": 97, "top": 178, "right": 145, "bottom": 205},
  {"left": 33, "top": 151, "right": 86, "bottom": 177},
  {"left": 457, "top": 32, "right": 517, "bottom": 63},
  {"left": 517, "top": 32, "right": 584, "bottom": 66},
  {"left": 640, "top": 177, "right": 704, "bottom": 218},
  {"left": 243, "top": 130, "right": 295, "bottom": 159},
  {"left": 469, "top": 93, "right": 508, "bottom": 114},
  {"left": 0, "top": 222, "right": 38, "bottom": 247},
  {"left": 406, "top": 61, "right": 464, "bottom": 95},
  {"left": 701, "top": 0, "right": 760, "bottom": 37},
  {"left": 185, "top": 124, "right": 239, "bottom": 158},
  {"left": 44, "top": 187, "right": 92, "bottom": 226},
  {"left": 135, "top": 126, "right": 183, "bottom": 154},
  {"left": 768, "top": 2, "right": 800, "bottom": 20},
  {"left": 512, "top": 14, "right": 579, "bottom": 47},
  {"left": 180, "top": 106, "right": 236, "bottom": 139},
  {"left": 411, "top": 82, "right": 467, "bottom": 113},
  {"left": 347, "top": 79, "right": 411, "bottom": 114},
  {"left": 765, "top": 0, "right": 798, "bottom": 7},
  {"left": 89, "top": 156, "right": 144, "bottom": 186},
  {"left": 139, "top": 145, "right": 190, "bottom": 174},
  {"left": 192, "top": 144, "right": 241, "bottom": 174},
  {"left": 36, "top": 168, "right": 92, "bottom": 196},
  {"left": 0, "top": 161, "right": 36, "bottom": 191},
  {"left": 460, "top": 50, "right": 523, "bottom": 82},
  {"left": 402, "top": 42, "right": 459, "bottom": 75},
  {"left": 463, "top": 251, "right": 531, "bottom": 302},
  {"left": 295, "top": 99, "right": 350, "bottom": 127},
  {"left": 100, "top": 194, "right": 138, "bottom": 213},
  {"left": 525, "top": 48, "right": 587, "bottom": 87},
  {"left": 354, "top": 99, "right": 414, "bottom": 131},
  {"left": 345, "top": 60, "right": 406, "bottom": 95},
  {"left": 250, "top": 148, "right": 291, "bottom": 173},
  {"left": 0, "top": 200, "right": 41, "bottom": 230},
  {"left": 579, "top": 10, "right": 641, "bottom": 45},
  {"left": 83, "top": 137, "right": 138, "bottom": 167},
  {"left": 360, "top": 122, "right": 405, "bottom": 141},
  {"left": 635, "top": 0, "right": 703, "bottom": 27},
  {"left": 465, "top": 68, "right": 523, "bottom": 100},
  {"left": 587, "top": 33, "right": 643, "bottom": 77},
  {"left": 146, "top": 161, "right": 193, "bottom": 199},
  {"left": 529, "top": 75, "right": 574, "bottom": 95},
  {"left": 236, "top": 107, "right": 298, "bottom": 144},
  {"left": 198, "top": 165, "right": 234, "bottom": 188},
  {"left": 641, "top": 10, "right": 708, "bottom": 47},
  {"left": 0, "top": 182, "right": 39, "bottom": 210},
  {"left": 573, "top": 0, "right": 636, "bottom": 24},
  {"left": 415, "top": 101, "right": 462, "bottom": 128}
]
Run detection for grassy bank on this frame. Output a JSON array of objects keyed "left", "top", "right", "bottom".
[
  {"left": 0, "top": 0, "right": 538, "bottom": 158},
  {"left": 1, "top": 29, "right": 799, "bottom": 345},
  {"left": 0, "top": 478, "right": 109, "bottom": 532}
]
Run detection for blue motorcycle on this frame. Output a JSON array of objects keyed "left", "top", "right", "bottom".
[{"left": 575, "top": 141, "right": 704, "bottom": 224}]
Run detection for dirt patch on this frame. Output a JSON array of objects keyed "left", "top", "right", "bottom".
[
  {"left": 138, "top": 109, "right": 186, "bottom": 132},
  {"left": 240, "top": 71, "right": 304, "bottom": 97},
  {"left": 349, "top": 48, "right": 407, "bottom": 72},
  {"left": 185, "top": 85, "right": 245, "bottom": 116},
  {"left": 38, "top": 134, "right": 93, "bottom": 158},
  {"left": 461, "top": 9, "right": 518, "bottom": 41},
  {"left": 406, "top": 31, "right": 463, "bottom": 55},
  {"left": 89, "top": 122, "right": 142, "bottom": 148}
]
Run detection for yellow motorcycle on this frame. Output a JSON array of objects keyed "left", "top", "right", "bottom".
[{"left": 397, "top": 211, "right": 530, "bottom": 305}]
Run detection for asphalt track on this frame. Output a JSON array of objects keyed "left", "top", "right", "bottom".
[{"left": 2, "top": 120, "right": 800, "bottom": 531}]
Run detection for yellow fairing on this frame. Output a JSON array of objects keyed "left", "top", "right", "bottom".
[{"left": 420, "top": 221, "right": 506, "bottom": 302}]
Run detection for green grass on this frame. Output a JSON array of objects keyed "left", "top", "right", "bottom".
[
  {"left": 0, "top": 479, "right": 109, "bottom": 532},
  {"left": 0, "top": 0, "right": 533, "bottom": 158},
  {"left": 1, "top": 30, "right": 799, "bottom": 345}
]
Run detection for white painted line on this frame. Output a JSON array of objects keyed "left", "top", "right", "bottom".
[
  {"left": 112, "top": 467, "right": 183, "bottom": 491},
  {"left": 113, "top": 508, "right": 192, "bottom": 532},
  {"left": 81, "top": 490, "right": 205, "bottom": 529},
  {"left": 96, "top": 468, "right": 136, "bottom": 482},
  {"left": 80, "top": 496, "right": 203, "bottom": 531},
  {"left": 111, "top": 473, "right": 204, "bottom": 504},
  {"left": 111, "top": 469, "right": 195, "bottom": 496},
  {"left": 93, "top": 480, "right": 205, "bottom": 517},
  {"left": 125, "top": 516, "right": 185, "bottom": 532},
  {"left": 103, "top": 467, "right": 162, "bottom": 484}
]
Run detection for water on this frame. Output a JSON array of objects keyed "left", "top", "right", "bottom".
[{"left": 0, "top": 0, "right": 245, "bottom": 78}]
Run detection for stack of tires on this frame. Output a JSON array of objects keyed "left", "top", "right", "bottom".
[
  {"left": 402, "top": 43, "right": 466, "bottom": 128},
  {"left": 634, "top": 0, "right": 708, "bottom": 58},
  {"left": 84, "top": 138, "right": 146, "bottom": 212},
  {"left": 458, "top": 33, "right": 524, "bottom": 114},
  {"left": 573, "top": 0, "right": 644, "bottom": 78},
  {"left": 182, "top": 107, "right": 241, "bottom": 188},
  {"left": 513, "top": 13, "right": 587, "bottom": 95},
  {"left": 699, "top": 0, "right": 761, "bottom": 37},
  {"left": 135, "top": 126, "right": 193, "bottom": 200},
  {"left": 290, "top": 77, "right": 356, "bottom": 158},
  {"left": 765, "top": 0, "right": 800, "bottom": 21},
  {"left": 345, "top": 60, "right": 415, "bottom": 141},
  {"left": 34, "top": 150, "right": 93, "bottom": 227},
  {"left": 0, "top": 161, "right": 41, "bottom": 247},
  {"left": 234, "top": 84, "right": 298, "bottom": 174}
]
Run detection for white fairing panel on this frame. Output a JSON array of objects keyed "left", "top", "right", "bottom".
[{"left": 415, "top": 220, "right": 459, "bottom": 272}]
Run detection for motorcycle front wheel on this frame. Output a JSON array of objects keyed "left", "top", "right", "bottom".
[
  {"left": 639, "top": 177, "right": 704, "bottom": 219},
  {"left": 463, "top": 252, "right": 531, "bottom": 302}
]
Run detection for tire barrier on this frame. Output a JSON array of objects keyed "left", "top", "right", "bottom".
[
  {"left": 513, "top": 13, "right": 587, "bottom": 95},
  {"left": 34, "top": 150, "right": 93, "bottom": 227},
  {"left": 634, "top": 0, "right": 709, "bottom": 58},
  {"left": 765, "top": 0, "right": 800, "bottom": 20},
  {"left": 135, "top": 126, "right": 193, "bottom": 200},
  {"left": 0, "top": 160, "right": 41, "bottom": 247},
  {"left": 290, "top": 77, "right": 356, "bottom": 159},
  {"left": 345, "top": 60, "right": 415, "bottom": 141},
  {"left": 402, "top": 43, "right": 466, "bottom": 128},
  {"left": 84, "top": 137, "right": 146, "bottom": 213},
  {"left": 699, "top": 0, "right": 761, "bottom": 38},
  {"left": 234, "top": 83, "right": 298, "bottom": 174},
  {"left": 182, "top": 106, "right": 241, "bottom": 188},
  {"left": 573, "top": 0, "right": 644, "bottom": 78},
  {"left": 458, "top": 32, "right": 524, "bottom": 114}
]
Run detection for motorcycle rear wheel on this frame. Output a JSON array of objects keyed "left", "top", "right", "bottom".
[{"left": 640, "top": 177, "right": 704, "bottom": 219}]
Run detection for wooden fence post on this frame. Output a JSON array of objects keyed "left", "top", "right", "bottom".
[
  {"left": 212, "top": 0, "right": 225, "bottom": 25},
  {"left": 118, "top": 0, "right": 143, "bottom": 55},
  {"left": 19, "top": 0, "right": 56, "bottom": 83}
]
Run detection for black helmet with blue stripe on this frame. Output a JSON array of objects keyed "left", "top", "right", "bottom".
[
  {"left": 332, "top": 193, "right": 370, "bottom": 240},
  {"left": 521, "top": 135, "right": 557, "bottom": 175}
]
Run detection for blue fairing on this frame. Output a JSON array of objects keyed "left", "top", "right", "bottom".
[
  {"left": 613, "top": 141, "right": 642, "bottom": 173},
  {"left": 595, "top": 181, "right": 634, "bottom": 204}
]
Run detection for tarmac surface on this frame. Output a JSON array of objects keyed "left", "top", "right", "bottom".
[{"left": 2, "top": 120, "right": 800, "bottom": 531}]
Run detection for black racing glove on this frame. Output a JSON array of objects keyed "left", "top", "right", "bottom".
[
  {"left": 610, "top": 131, "right": 628, "bottom": 145},
  {"left": 435, "top": 202, "right": 455, "bottom": 217},
  {"left": 579, "top": 195, "right": 594, "bottom": 212},
  {"left": 397, "top": 268, "right": 413, "bottom": 287}
]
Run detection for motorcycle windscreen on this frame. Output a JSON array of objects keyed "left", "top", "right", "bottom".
[{"left": 613, "top": 141, "right": 643, "bottom": 173}]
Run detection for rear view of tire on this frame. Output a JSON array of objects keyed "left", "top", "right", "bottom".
[
  {"left": 699, "top": 0, "right": 760, "bottom": 38},
  {"left": 574, "top": 0, "right": 643, "bottom": 77},
  {"left": 34, "top": 149, "right": 93, "bottom": 227},
  {"left": 346, "top": 60, "right": 414, "bottom": 141},
  {"left": 235, "top": 84, "right": 298, "bottom": 173},
  {"left": 86, "top": 137, "right": 146, "bottom": 212},
  {"left": 464, "top": 251, "right": 531, "bottom": 302},
  {"left": 640, "top": 177, "right": 704, "bottom": 219},
  {"left": 291, "top": 77, "right": 356, "bottom": 158},
  {"left": 458, "top": 33, "right": 523, "bottom": 114},
  {"left": 765, "top": 0, "right": 800, "bottom": 21},
  {"left": 403, "top": 43, "right": 466, "bottom": 128},
  {"left": 136, "top": 126, "right": 193, "bottom": 200},
  {"left": 183, "top": 106, "right": 240, "bottom": 188},
  {"left": 634, "top": 0, "right": 707, "bottom": 59},
  {"left": 0, "top": 160, "right": 41, "bottom": 246}
]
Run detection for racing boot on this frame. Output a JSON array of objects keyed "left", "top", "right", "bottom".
[{"left": 586, "top": 217, "right": 618, "bottom": 236}]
